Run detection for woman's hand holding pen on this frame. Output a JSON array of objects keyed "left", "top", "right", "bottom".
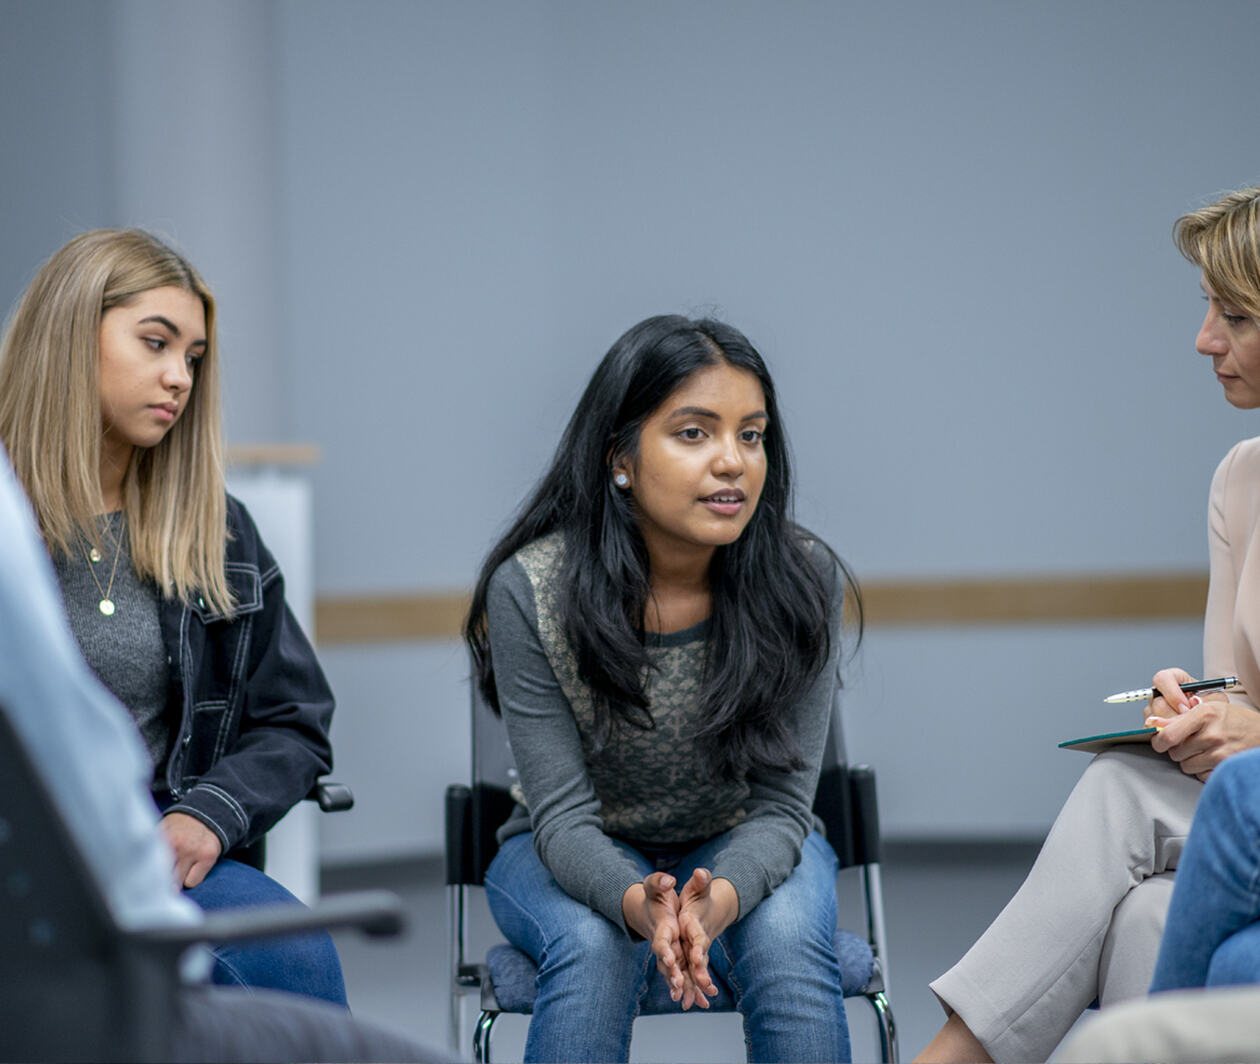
[
  {"left": 1145, "top": 667, "right": 1201, "bottom": 720},
  {"left": 1146, "top": 667, "right": 1260, "bottom": 781}
]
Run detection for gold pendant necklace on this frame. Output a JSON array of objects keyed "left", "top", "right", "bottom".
[{"left": 84, "top": 514, "right": 125, "bottom": 616}]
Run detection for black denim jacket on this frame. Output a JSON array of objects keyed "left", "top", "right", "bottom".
[{"left": 157, "top": 495, "right": 334, "bottom": 853}]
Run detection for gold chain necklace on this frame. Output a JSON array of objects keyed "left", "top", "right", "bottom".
[{"left": 83, "top": 514, "right": 125, "bottom": 616}]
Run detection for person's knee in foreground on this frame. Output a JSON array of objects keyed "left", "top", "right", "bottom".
[
  {"left": 466, "top": 314, "right": 861, "bottom": 1062},
  {"left": 1150, "top": 746, "right": 1260, "bottom": 992},
  {"left": 917, "top": 186, "right": 1260, "bottom": 1063},
  {"left": 1056, "top": 986, "right": 1260, "bottom": 1064},
  {"left": 0, "top": 229, "right": 346, "bottom": 1003}
]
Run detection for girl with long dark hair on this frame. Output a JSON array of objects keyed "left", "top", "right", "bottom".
[{"left": 465, "top": 314, "right": 862, "bottom": 1063}]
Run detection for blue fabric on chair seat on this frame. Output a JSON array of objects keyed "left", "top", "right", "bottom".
[
  {"left": 834, "top": 928, "right": 877, "bottom": 995},
  {"left": 485, "top": 928, "right": 875, "bottom": 1015}
]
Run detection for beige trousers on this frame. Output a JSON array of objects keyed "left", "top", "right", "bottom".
[{"left": 929, "top": 746, "right": 1202, "bottom": 1064}]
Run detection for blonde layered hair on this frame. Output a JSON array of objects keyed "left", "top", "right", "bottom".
[
  {"left": 0, "top": 229, "right": 234, "bottom": 615},
  {"left": 1174, "top": 186, "right": 1260, "bottom": 320}
]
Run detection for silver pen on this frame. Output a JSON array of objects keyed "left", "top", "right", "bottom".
[{"left": 1103, "top": 675, "right": 1241, "bottom": 704}]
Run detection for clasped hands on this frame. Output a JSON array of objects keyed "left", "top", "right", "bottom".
[
  {"left": 621, "top": 868, "right": 739, "bottom": 1011},
  {"left": 1146, "top": 667, "right": 1260, "bottom": 781}
]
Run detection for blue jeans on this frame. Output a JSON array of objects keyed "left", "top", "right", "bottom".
[
  {"left": 1150, "top": 747, "right": 1260, "bottom": 991},
  {"left": 185, "top": 858, "right": 348, "bottom": 1006},
  {"left": 485, "top": 829, "right": 850, "bottom": 1063}
]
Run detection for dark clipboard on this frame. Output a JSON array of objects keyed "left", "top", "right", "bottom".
[{"left": 1059, "top": 727, "right": 1156, "bottom": 754}]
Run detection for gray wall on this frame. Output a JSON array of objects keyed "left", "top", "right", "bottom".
[{"left": 3, "top": 0, "right": 1259, "bottom": 860}]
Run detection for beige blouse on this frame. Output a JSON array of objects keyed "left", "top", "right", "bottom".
[{"left": 1204, "top": 436, "right": 1260, "bottom": 711}]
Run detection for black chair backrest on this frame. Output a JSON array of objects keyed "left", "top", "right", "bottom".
[
  {"left": 813, "top": 675, "right": 880, "bottom": 869},
  {"left": 0, "top": 705, "right": 176, "bottom": 1062},
  {"left": 444, "top": 669, "right": 516, "bottom": 888}
]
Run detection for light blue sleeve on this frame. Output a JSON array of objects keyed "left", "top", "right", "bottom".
[{"left": 0, "top": 448, "right": 201, "bottom": 935}]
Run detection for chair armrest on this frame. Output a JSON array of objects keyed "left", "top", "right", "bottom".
[
  {"left": 129, "top": 888, "right": 405, "bottom": 950},
  {"left": 308, "top": 779, "right": 355, "bottom": 812}
]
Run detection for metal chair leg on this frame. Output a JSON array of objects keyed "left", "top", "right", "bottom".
[
  {"left": 448, "top": 992, "right": 462, "bottom": 1059},
  {"left": 473, "top": 1009, "right": 498, "bottom": 1064},
  {"left": 862, "top": 861, "right": 892, "bottom": 999},
  {"left": 866, "top": 989, "right": 899, "bottom": 1064},
  {"left": 447, "top": 883, "right": 469, "bottom": 1054}
]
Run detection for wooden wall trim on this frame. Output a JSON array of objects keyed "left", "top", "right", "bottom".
[
  {"left": 226, "top": 443, "right": 322, "bottom": 467},
  {"left": 859, "top": 572, "right": 1207, "bottom": 626},
  {"left": 315, "top": 592, "right": 471, "bottom": 644},
  {"left": 313, "top": 571, "right": 1209, "bottom": 645}
]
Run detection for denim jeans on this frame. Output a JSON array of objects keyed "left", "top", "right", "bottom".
[
  {"left": 1150, "top": 746, "right": 1260, "bottom": 991},
  {"left": 185, "top": 858, "right": 349, "bottom": 1006},
  {"left": 485, "top": 829, "right": 850, "bottom": 1063}
]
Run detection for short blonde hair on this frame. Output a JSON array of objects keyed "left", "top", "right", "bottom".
[
  {"left": 0, "top": 229, "right": 233, "bottom": 615},
  {"left": 1174, "top": 187, "right": 1260, "bottom": 321}
]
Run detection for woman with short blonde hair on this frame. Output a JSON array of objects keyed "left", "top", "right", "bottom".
[
  {"left": 919, "top": 185, "right": 1260, "bottom": 1062},
  {"left": 1175, "top": 187, "right": 1260, "bottom": 321}
]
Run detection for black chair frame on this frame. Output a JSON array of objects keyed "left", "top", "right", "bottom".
[
  {"left": 445, "top": 677, "right": 899, "bottom": 1063},
  {"left": 0, "top": 706, "right": 400, "bottom": 1063}
]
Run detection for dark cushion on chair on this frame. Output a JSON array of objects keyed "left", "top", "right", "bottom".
[{"left": 485, "top": 928, "right": 875, "bottom": 1015}]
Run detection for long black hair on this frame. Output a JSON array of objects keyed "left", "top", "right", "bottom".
[{"left": 465, "top": 315, "right": 862, "bottom": 779}]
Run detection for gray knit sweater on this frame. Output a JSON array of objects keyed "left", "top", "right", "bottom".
[
  {"left": 486, "top": 532, "right": 842, "bottom": 934},
  {"left": 51, "top": 514, "right": 171, "bottom": 775}
]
